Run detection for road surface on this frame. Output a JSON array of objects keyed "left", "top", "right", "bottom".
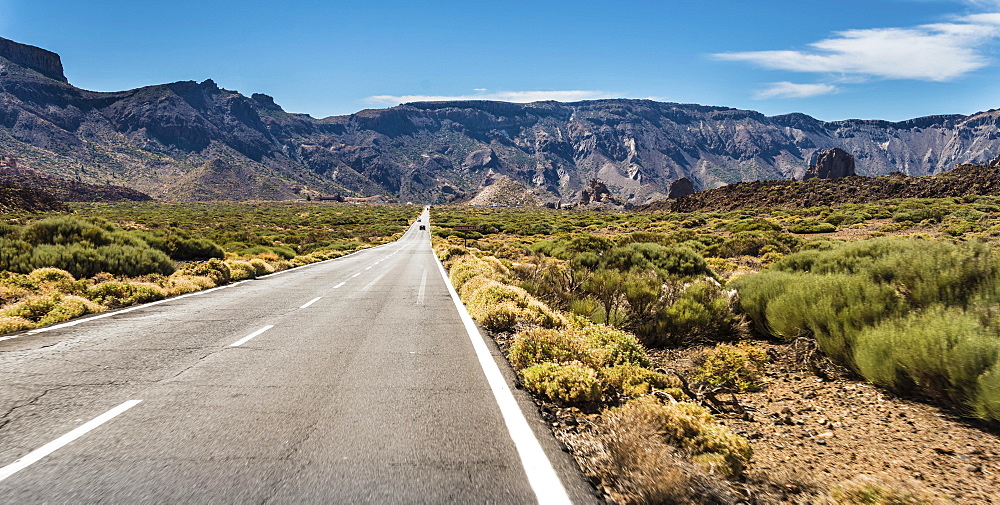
[{"left": 0, "top": 208, "right": 600, "bottom": 504}]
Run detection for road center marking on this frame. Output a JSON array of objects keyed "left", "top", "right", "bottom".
[
  {"left": 0, "top": 400, "right": 142, "bottom": 483},
  {"left": 362, "top": 268, "right": 390, "bottom": 291},
  {"left": 351, "top": 272, "right": 361, "bottom": 278},
  {"left": 300, "top": 297, "right": 321, "bottom": 309},
  {"left": 434, "top": 258, "right": 572, "bottom": 504},
  {"left": 333, "top": 281, "right": 346, "bottom": 289},
  {"left": 229, "top": 325, "right": 274, "bottom": 347},
  {"left": 416, "top": 268, "right": 427, "bottom": 305}
]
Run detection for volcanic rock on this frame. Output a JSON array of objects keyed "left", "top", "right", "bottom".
[
  {"left": 668, "top": 177, "right": 696, "bottom": 199},
  {"left": 804, "top": 148, "right": 856, "bottom": 180}
]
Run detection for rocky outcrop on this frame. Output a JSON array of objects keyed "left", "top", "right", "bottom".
[
  {"left": 668, "top": 177, "right": 695, "bottom": 199},
  {"left": 580, "top": 179, "right": 612, "bottom": 204},
  {"left": 804, "top": 148, "right": 856, "bottom": 180},
  {"left": 466, "top": 175, "right": 540, "bottom": 207},
  {"left": 463, "top": 148, "right": 499, "bottom": 171},
  {"left": 0, "top": 37, "right": 66, "bottom": 82}
]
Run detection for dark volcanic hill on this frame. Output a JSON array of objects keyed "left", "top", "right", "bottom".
[
  {"left": 3, "top": 37, "right": 1000, "bottom": 203},
  {"left": 640, "top": 163, "right": 1000, "bottom": 213}
]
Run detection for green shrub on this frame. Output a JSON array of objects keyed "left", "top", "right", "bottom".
[
  {"left": 972, "top": 365, "right": 1000, "bottom": 422},
  {"left": 725, "top": 218, "right": 781, "bottom": 233},
  {"left": 787, "top": 221, "right": 837, "bottom": 234},
  {"left": 853, "top": 306, "right": 1000, "bottom": 417},
  {"left": 644, "top": 280, "right": 741, "bottom": 347},
  {"left": 602, "top": 243, "right": 711, "bottom": 278},
  {"left": 707, "top": 231, "right": 799, "bottom": 258},
  {"left": 520, "top": 362, "right": 602, "bottom": 404}
]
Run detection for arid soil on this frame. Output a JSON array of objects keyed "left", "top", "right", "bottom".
[{"left": 512, "top": 335, "right": 1000, "bottom": 504}]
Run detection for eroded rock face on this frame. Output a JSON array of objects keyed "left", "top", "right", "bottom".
[
  {"left": 0, "top": 37, "right": 66, "bottom": 82},
  {"left": 804, "top": 148, "right": 856, "bottom": 180},
  {"left": 580, "top": 178, "right": 612, "bottom": 204},
  {"left": 668, "top": 177, "right": 695, "bottom": 199},
  {"left": 463, "top": 148, "right": 498, "bottom": 171}
]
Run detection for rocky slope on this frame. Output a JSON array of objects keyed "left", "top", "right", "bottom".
[{"left": 4, "top": 37, "right": 1000, "bottom": 203}]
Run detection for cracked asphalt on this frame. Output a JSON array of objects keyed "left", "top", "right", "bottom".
[{"left": 0, "top": 210, "right": 600, "bottom": 504}]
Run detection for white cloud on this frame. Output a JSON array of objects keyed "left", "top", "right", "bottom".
[
  {"left": 365, "top": 89, "right": 621, "bottom": 106},
  {"left": 754, "top": 82, "right": 839, "bottom": 99},
  {"left": 714, "top": 17, "right": 1000, "bottom": 82}
]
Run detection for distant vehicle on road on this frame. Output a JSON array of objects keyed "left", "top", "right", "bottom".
[{"left": 419, "top": 224, "right": 426, "bottom": 230}]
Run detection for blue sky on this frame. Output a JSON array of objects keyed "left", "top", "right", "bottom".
[{"left": 3, "top": 0, "right": 1000, "bottom": 121}]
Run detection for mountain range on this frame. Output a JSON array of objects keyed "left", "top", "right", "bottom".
[{"left": 2, "top": 36, "right": 1000, "bottom": 205}]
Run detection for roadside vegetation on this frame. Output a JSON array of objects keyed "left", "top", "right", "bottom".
[
  {"left": 432, "top": 196, "right": 1000, "bottom": 504},
  {"left": 5, "top": 195, "right": 999, "bottom": 503},
  {"left": 0, "top": 202, "right": 415, "bottom": 333}
]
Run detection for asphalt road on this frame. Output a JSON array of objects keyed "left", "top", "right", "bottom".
[{"left": 0, "top": 209, "right": 600, "bottom": 504}]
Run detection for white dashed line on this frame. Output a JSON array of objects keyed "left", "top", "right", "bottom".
[
  {"left": 362, "top": 269, "right": 391, "bottom": 291},
  {"left": 300, "top": 297, "right": 321, "bottom": 309},
  {"left": 0, "top": 400, "right": 142, "bottom": 483},
  {"left": 416, "top": 268, "right": 427, "bottom": 305},
  {"left": 229, "top": 325, "right": 274, "bottom": 347},
  {"left": 333, "top": 282, "right": 346, "bottom": 289}
]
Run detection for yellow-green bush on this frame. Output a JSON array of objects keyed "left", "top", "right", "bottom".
[
  {"left": 247, "top": 258, "right": 276, "bottom": 276},
  {"left": 225, "top": 261, "right": 257, "bottom": 281},
  {"left": 86, "top": 281, "right": 166, "bottom": 308},
  {"left": 463, "top": 279, "right": 564, "bottom": 331},
  {"left": 37, "top": 295, "right": 102, "bottom": 326},
  {"left": 0, "top": 316, "right": 32, "bottom": 333},
  {"left": 831, "top": 476, "right": 934, "bottom": 505},
  {"left": 509, "top": 323, "right": 649, "bottom": 370},
  {"left": 694, "top": 343, "right": 770, "bottom": 392},
  {"left": 520, "top": 361, "right": 602, "bottom": 404},
  {"left": 604, "top": 397, "right": 752, "bottom": 478},
  {"left": 1, "top": 293, "right": 61, "bottom": 321},
  {"left": 178, "top": 258, "right": 231, "bottom": 285},
  {"left": 600, "top": 364, "right": 680, "bottom": 396}
]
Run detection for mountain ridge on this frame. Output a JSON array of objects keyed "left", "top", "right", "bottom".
[{"left": 2, "top": 37, "right": 1000, "bottom": 204}]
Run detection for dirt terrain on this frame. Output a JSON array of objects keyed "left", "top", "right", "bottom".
[{"left": 512, "top": 335, "right": 1000, "bottom": 504}]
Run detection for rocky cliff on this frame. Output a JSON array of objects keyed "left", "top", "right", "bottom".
[
  {"left": 3, "top": 38, "right": 1000, "bottom": 203},
  {"left": 0, "top": 37, "right": 66, "bottom": 83}
]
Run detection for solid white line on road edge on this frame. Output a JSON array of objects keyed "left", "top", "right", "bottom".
[
  {"left": 0, "top": 400, "right": 142, "bottom": 483},
  {"left": 333, "top": 281, "right": 346, "bottom": 289},
  {"left": 300, "top": 297, "right": 322, "bottom": 309},
  {"left": 229, "top": 325, "right": 274, "bottom": 347},
  {"left": 416, "top": 268, "right": 427, "bottom": 305},
  {"left": 434, "top": 258, "right": 572, "bottom": 505}
]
